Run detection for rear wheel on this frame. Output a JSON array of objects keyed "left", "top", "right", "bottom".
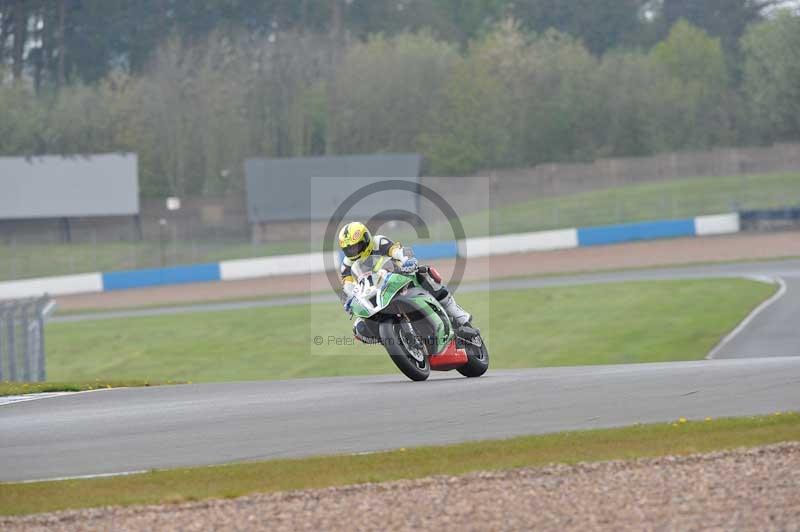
[
  {"left": 380, "top": 320, "right": 430, "bottom": 381},
  {"left": 457, "top": 333, "right": 489, "bottom": 378}
]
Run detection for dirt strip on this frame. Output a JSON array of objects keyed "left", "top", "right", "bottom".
[
  {"left": 3, "top": 442, "right": 799, "bottom": 531},
  {"left": 56, "top": 230, "right": 800, "bottom": 311}
]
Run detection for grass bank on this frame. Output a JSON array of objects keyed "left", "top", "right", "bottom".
[
  {"left": 45, "top": 278, "right": 774, "bottom": 383},
  {"left": 1, "top": 412, "right": 797, "bottom": 516},
  {"left": 459, "top": 171, "right": 800, "bottom": 237}
]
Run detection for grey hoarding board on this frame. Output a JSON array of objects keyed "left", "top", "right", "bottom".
[
  {"left": 0, "top": 153, "right": 139, "bottom": 219},
  {"left": 245, "top": 154, "right": 421, "bottom": 222}
]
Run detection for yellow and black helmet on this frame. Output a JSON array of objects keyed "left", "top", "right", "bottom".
[{"left": 338, "top": 222, "right": 373, "bottom": 261}]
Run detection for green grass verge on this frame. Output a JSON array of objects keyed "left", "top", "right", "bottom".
[
  {"left": 0, "top": 380, "right": 181, "bottom": 397},
  {"left": 1, "top": 412, "right": 797, "bottom": 517},
  {"left": 3, "top": 172, "right": 799, "bottom": 282},
  {"left": 45, "top": 278, "right": 774, "bottom": 383}
]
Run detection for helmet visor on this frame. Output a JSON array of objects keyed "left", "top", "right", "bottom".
[{"left": 342, "top": 240, "right": 368, "bottom": 260}]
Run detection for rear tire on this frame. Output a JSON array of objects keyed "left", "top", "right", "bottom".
[
  {"left": 457, "top": 334, "right": 489, "bottom": 378},
  {"left": 379, "top": 320, "right": 430, "bottom": 381}
]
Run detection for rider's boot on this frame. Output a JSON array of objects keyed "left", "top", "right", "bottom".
[{"left": 440, "top": 294, "right": 471, "bottom": 327}]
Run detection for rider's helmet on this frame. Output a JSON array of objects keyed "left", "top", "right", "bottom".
[{"left": 338, "top": 221, "right": 373, "bottom": 261}]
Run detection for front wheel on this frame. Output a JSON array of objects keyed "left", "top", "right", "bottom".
[
  {"left": 457, "top": 334, "right": 489, "bottom": 378},
  {"left": 379, "top": 320, "right": 430, "bottom": 381}
]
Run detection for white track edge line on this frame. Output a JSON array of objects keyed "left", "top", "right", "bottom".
[
  {"left": 706, "top": 276, "right": 788, "bottom": 360},
  {"left": 7, "top": 469, "right": 149, "bottom": 484},
  {"left": 0, "top": 387, "right": 112, "bottom": 407}
]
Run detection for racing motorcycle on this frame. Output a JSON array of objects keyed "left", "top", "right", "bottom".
[{"left": 348, "top": 255, "right": 489, "bottom": 381}]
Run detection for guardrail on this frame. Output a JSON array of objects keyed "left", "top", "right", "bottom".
[{"left": 0, "top": 296, "right": 56, "bottom": 382}]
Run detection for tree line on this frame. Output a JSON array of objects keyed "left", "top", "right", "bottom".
[
  {"left": 0, "top": 2, "right": 798, "bottom": 196},
  {"left": 1, "top": 1, "right": 795, "bottom": 86}
]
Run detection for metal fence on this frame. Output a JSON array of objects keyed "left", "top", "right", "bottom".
[{"left": 0, "top": 296, "right": 55, "bottom": 382}]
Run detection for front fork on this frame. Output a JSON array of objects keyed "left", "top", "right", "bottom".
[{"left": 399, "top": 318, "right": 427, "bottom": 362}]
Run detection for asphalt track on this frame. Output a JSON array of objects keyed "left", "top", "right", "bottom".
[
  {"left": 2, "top": 259, "right": 799, "bottom": 482},
  {"left": 1, "top": 358, "right": 800, "bottom": 483}
]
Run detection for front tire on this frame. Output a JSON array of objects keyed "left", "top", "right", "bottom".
[
  {"left": 457, "top": 334, "right": 489, "bottom": 378},
  {"left": 380, "top": 320, "right": 430, "bottom": 381}
]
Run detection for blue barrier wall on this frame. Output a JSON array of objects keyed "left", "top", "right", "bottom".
[
  {"left": 577, "top": 219, "right": 696, "bottom": 247},
  {"left": 102, "top": 263, "right": 221, "bottom": 291},
  {"left": 336, "top": 241, "right": 458, "bottom": 266},
  {"left": 411, "top": 241, "right": 459, "bottom": 260}
]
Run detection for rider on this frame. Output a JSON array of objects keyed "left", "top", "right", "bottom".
[{"left": 338, "top": 221, "right": 470, "bottom": 344}]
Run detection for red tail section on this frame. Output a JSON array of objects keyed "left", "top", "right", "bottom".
[{"left": 429, "top": 339, "right": 468, "bottom": 371}]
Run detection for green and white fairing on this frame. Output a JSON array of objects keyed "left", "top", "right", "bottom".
[{"left": 349, "top": 255, "right": 453, "bottom": 355}]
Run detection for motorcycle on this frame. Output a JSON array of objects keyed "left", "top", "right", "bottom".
[{"left": 348, "top": 255, "right": 489, "bottom": 381}]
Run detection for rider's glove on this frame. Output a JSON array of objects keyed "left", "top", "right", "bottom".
[
  {"left": 343, "top": 294, "right": 355, "bottom": 313},
  {"left": 400, "top": 257, "right": 418, "bottom": 273}
]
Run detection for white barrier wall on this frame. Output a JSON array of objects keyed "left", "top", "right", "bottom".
[
  {"left": 694, "top": 213, "right": 741, "bottom": 236},
  {"left": 463, "top": 229, "right": 579, "bottom": 259},
  {"left": 0, "top": 273, "right": 103, "bottom": 300},
  {"left": 219, "top": 252, "right": 335, "bottom": 281}
]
